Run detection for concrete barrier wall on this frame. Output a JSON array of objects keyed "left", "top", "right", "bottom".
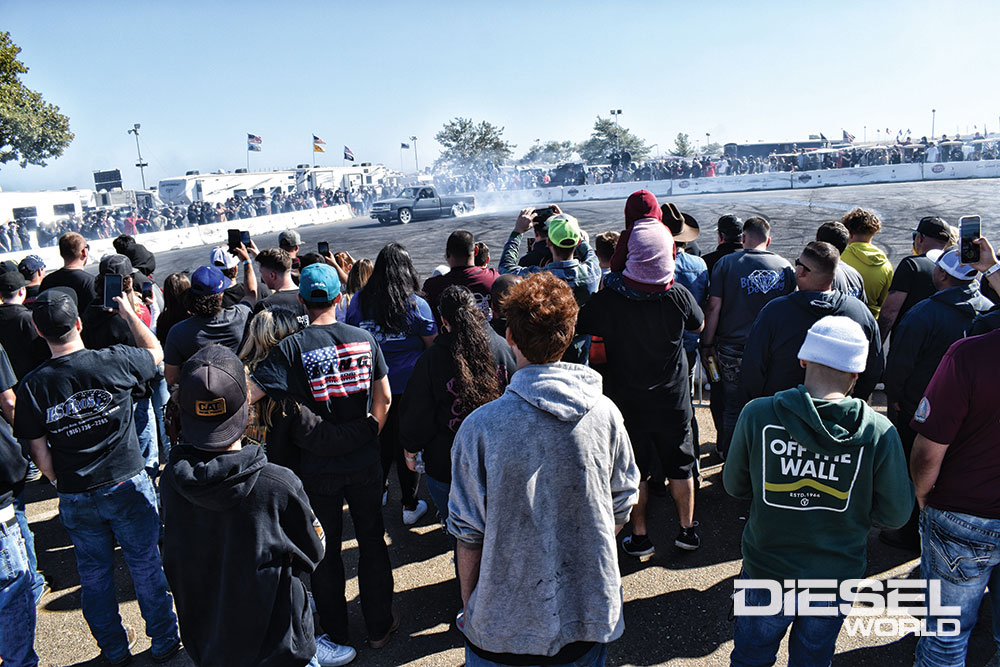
[
  {"left": 0, "top": 204, "right": 354, "bottom": 268},
  {"left": 791, "top": 164, "right": 924, "bottom": 189},
  {"left": 922, "top": 160, "right": 1000, "bottom": 180}
]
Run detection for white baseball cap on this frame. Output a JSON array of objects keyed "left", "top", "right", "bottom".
[
  {"left": 210, "top": 246, "right": 239, "bottom": 269},
  {"left": 928, "top": 248, "right": 977, "bottom": 281}
]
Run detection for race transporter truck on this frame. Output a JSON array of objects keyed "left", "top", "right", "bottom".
[{"left": 369, "top": 185, "right": 475, "bottom": 224}]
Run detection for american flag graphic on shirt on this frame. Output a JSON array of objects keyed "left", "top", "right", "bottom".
[{"left": 302, "top": 342, "right": 374, "bottom": 401}]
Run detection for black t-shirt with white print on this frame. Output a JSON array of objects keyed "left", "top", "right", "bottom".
[
  {"left": 251, "top": 323, "right": 388, "bottom": 474},
  {"left": 14, "top": 345, "right": 156, "bottom": 493}
]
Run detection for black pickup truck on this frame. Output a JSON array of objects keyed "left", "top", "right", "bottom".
[{"left": 369, "top": 185, "right": 475, "bottom": 224}]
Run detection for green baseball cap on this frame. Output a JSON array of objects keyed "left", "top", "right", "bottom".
[{"left": 547, "top": 214, "right": 582, "bottom": 248}]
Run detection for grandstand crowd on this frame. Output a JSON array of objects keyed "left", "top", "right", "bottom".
[{"left": 1, "top": 189, "right": 1000, "bottom": 667}]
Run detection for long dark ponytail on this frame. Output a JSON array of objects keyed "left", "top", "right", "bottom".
[
  {"left": 439, "top": 285, "right": 503, "bottom": 417},
  {"left": 361, "top": 243, "right": 421, "bottom": 333}
]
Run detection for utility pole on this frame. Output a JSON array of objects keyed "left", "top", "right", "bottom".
[
  {"left": 410, "top": 136, "right": 419, "bottom": 173},
  {"left": 127, "top": 123, "right": 148, "bottom": 190},
  {"left": 931, "top": 109, "right": 936, "bottom": 139},
  {"left": 610, "top": 109, "right": 622, "bottom": 153}
]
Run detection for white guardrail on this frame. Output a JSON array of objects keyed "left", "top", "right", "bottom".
[
  {"left": 0, "top": 204, "right": 354, "bottom": 268},
  {"left": 469, "top": 159, "right": 1000, "bottom": 207}
]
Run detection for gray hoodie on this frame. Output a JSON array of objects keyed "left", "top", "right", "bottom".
[{"left": 448, "top": 362, "right": 640, "bottom": 657}]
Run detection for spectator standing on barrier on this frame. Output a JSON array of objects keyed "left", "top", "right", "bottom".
[
  {"left": 579, "top": 195, "right": 705, "bottom": 555},
  {"left": 880, "top": 247, "right": 993, "bottom": 553},
  {"left": 740, "top": 241, "right": 883, "bottom": 402},
  {"left": 163, "top": 259, "right": 257, "bottom": 385},
  {"left": 39, "top": 232, "right": 97, "bottom": 310},
  {"left": 840, "top": 208, "right": 893, "bottom": 318},
  {"left": 250, "top": 263, "right": 398, "bottom": 654},
  {"left": 449, "top": 273, "right": 640, "bottom": 667},
  {"left": 15, "top": 289, "right": 181, "bottom": 665},
  {"left": 876, "top": 216, "right": 952, "bottom": 341},
  {"left": 700, "top": 217, "right": 795, "bottom": 458},
  {"left": 161, "top": 345, "right": 335, "bottom": 667},
  {"left": 815, "top": 221, "right": 867, "bottom": 304},
  {"left": 724, "top": 316, "right": 912, "bottom": 667},
  {"left": 422, "top": 231, "right": 498, "bottom": 323},
  {"left": 499, "top": 208, "right": 601, "bottom": 364},
  {"left": 909, "top": 238, "right": 1000, "bottom": 664}
]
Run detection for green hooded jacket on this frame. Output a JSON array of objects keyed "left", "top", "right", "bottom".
[{"left": 723, "top": 385, "right": 913, "bottom": 582}]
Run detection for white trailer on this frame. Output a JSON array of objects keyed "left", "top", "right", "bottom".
[
  {"left": 0, "top": 188, "right": 96, "bottom": 226},
  {"left": 157, "top": 171, "right": 298, "bottom": 206}
]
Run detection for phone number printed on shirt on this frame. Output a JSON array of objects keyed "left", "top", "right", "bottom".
[{"left": 303, "top": 342, "right": 374, "bottom": 401}]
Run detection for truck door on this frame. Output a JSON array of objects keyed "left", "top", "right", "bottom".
[{"left": 413, "top": 187, "right": 438, "bottom": 220}]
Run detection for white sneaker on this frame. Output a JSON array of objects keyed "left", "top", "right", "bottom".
[
  {"left": 402, "top": 499, "right": 428, "bottom": 526},
  {"left": 315, "top": 634, "right": 356, "bottom": 666}
]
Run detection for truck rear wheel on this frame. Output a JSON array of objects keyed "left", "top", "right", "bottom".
[
  {"left": 451, "top": 203, "right": 466, "bottom": 217},
  {"left": 397, "top": 207, "right": 412, "bottom": 224}
]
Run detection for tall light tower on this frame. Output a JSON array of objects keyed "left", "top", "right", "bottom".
[
  {"left": 127, "top": 123, "right": 148, "bottom": 190},
  {"left": 610, "top": 109, "right": 623, "bottom": 153},
  {"left": 706, "top": 132, "right": 711, "bottom": 154},
  {"left": 410, "top": 136, "right": 419, "bottom": 173},
  {"left": 931, "top": 109, "right": 936, "bottom": 139}
]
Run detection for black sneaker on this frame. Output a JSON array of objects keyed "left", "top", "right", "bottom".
[
  {"left": 675, "top": 522, "right": 700, "bottom": 551},
  {"left": 621, "top": 534, "right": 655, "bottom": 558},
  {"left": 151, "top": 638, "right": 182, "bottom": 664}
]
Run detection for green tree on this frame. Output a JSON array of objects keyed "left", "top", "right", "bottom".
[
  {"left": 519, "top": 140, "right": 574, "bottom": 165},
  {"left": 672, "top": 132, "right": 694, "bottom": 157},
  {"left": 0, "top": 32, "right": 73, "bottom": 169},
  {"left": 434, "top": 117, "right": 514, "bottom": 172},
  {"left": 576, "top": 116, "right": 649, "bottom": 164},
  {"left": 703, "top": 142, "right": 723, "bottom": 156}
]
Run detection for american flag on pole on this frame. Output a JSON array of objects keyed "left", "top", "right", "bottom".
[
  {"left": 247, "top": 133, "right": 262, "bottom": 151},
  {"left": 344, "top": 146, "right": 355, "bottom": 161},
  {"left": 843, "top": 130, "right": 856, "bottom": 143},
  {"left": 312, "top": 135, "right": 326, "bottom": 145}
]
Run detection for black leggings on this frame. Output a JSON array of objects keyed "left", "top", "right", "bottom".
[{"left": 380, "top": 396, "right": 420, "bottom": 509}]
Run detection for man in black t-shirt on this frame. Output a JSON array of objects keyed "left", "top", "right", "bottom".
[
  {"left": 701, "top": 214, "right": 744, "bottom": 275},
  {"left": 877, "top": 216, "right": 951, "bottom": 342},
  {"left": 250, "top": 263, "right": 397, "bottom": 651},
  {"left": 164, "top": 260, "right": 257, "bottom": 385},
  {"left": 17, "top": 254, "right": 45, "bottom": 304},
  {"left": 578, "top": 228, "right": 705, "bottom": 557},
  {"left": 0, "top": 269, "right": 50, "bottom": 384},
  {"left": 253, "top": 247, "right": 309, "bottom": 327},
  {"left": 14, "top": 289, "right": 180, "bottom": 665},
  {"left": 38, "top": 232, "right": 97, "bottom": 309}
]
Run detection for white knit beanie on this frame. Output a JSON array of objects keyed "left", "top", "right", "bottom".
[{"left": 797, "top": 315, "right": 868, "bottom": 373}]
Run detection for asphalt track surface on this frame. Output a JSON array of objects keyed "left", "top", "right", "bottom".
[{"left": 27, "top": 178, "right": 1000, "bottom": 666}]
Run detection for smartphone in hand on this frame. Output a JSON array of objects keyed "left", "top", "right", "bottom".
[
  {"left": 960, "top": 215, "right": 982, "bottom": 264},
  {"left": 318, "top": 241, "right": 330, "bottom": 255},
  {"left": 104, "top": 274, "right": 123, "bottom": 310},
  {"left": 228, "top": 229, "right": 241, "bottom": 253}
]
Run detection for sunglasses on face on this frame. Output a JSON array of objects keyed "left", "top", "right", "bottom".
[{"left": 795, "top": 258, "right": 811, "bottom": 272}]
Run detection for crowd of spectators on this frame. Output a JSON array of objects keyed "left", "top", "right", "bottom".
[{"left": 3, "top": 187, "right": 1000, "bottom": 665}]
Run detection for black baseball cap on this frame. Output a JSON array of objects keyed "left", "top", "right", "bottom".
[
  {"left": 30, "top": 288, "right": 79, "bottom": 338},
  {"left": 0, "top": 260, "right": 18, "bottom": 275},
  {"left": 718, "top": 215, "right": 744, "bottom": 240},
  {"left": 914, "top": 216, "right": 951, "bottom": 242},
  {"left": 177, "top": 345, "right": 249, "bottom": 449},
  {"left": 99, "top": 254, "right": 134, "bottom": 276},
  {"left": 0, "top": 270, "right": 28, "bottom": 292}
]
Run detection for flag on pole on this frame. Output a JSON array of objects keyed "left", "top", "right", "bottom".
[
  {"left": 313, "top": 135, "right": 326, "bottom": 145},
  {"left": 248, "top": 144, "right": 261, "bottom": 152},
  {"left": 313, "top": 144, "right": 325, "bottom": 153},
  {"left": 247, "top": 133, "right": 262, "bottom": 151},
  {"left": 344, "top": 146, "right": 355, "bottom": 161},
  {"left": 401, "top": 142, "right": 410, "bottom": 149},
  {"left": 843, "top": 130, "right": 856, "bottom": 143}
]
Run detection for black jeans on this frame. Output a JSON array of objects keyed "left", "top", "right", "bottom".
[
  {"left": 380, "top": 397, "right": 420, "bottom": 509},
  {"left": 307, "top": 462, "right": 394, "bottom": 644}
]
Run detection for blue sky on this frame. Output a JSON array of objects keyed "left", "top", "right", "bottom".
[{"left": 3, "top": 0, "right": 999, "bottom": 192}]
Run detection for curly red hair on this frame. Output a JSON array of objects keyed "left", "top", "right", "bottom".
[{"left": 502, "top": 272, "right": 579, "bottom": 364}]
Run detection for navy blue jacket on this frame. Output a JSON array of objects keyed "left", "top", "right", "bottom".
[{"left": 740, "top": 290, "right": 882, "bottom": 402}]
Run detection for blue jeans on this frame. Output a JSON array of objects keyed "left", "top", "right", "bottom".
[
  {"left": 425, "top": 475, "right": 451, "bottom": 527},
  {"left": 731, "top": 579, "right": 845, "bottom": 666},
  {"left": 150, "top": 371, "right": 170, "bottom": 464},
  {"left": 134, "top": 399, "right": 158, "bottom": 480},
  {"left": 0, "top": 510, "right": 39, "bottom": 666},
  {"left": 465, "top": 643, "right": 607, "bottom": 667},
  {"left": 716, "top": 343, "right": 744, "bottom": 458},
  {"left": 58, "top": 472, "right": 179, "bottom": 662},
  {"left": 14, "top": 491, "right": 45, "bottom": 604},
  {"left": 916, "top": 506, "right": 1000, "bottom": 666}
]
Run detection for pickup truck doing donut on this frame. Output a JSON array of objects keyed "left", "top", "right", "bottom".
[{"left": 369, "top": 185, "right": 475, "bottom": 224}]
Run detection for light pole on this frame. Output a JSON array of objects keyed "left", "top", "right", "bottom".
[
  {"left": 706, "top": 133, "right": 711, "bottom": 154},
  {"left": 410, "top": 136, "right": 419, "bottom": 173},
  {"left": 931, "top": 109, "right": 936, "bottom": 139},
  {"left": 127, "top": 123, "right": 148, "bottom": 190},
  {"left": 610, "top": 109, "right": 622, "bottom": 153}
]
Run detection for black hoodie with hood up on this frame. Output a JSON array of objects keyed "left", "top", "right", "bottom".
[
  {"left": 162, "top": 445, "right": 324, "bottom": 667},
  {"left": 740, "top": 289, "right": 883, "bottom": 402}
]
